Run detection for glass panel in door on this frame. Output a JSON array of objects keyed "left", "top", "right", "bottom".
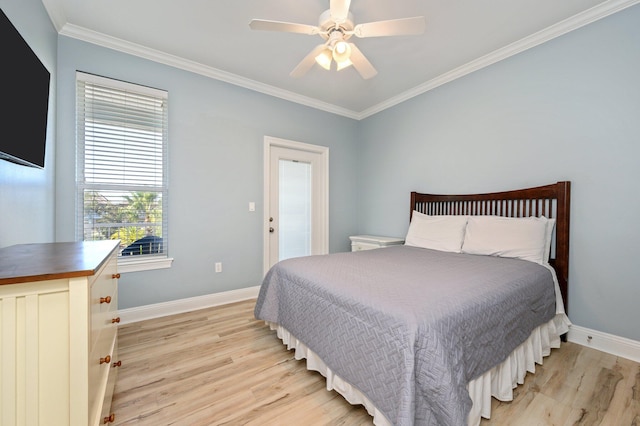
[{"left": 278, "top": 159, "right": 312, "bottom": 261}]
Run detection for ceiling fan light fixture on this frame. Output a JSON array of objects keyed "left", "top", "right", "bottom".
[
  {"left": 314, "top": 48, "right": 333, "bottom": 70},
  {"left": 332, "top": 41, "right": 351, "bottom": 63},
  {"left": 336, "top": 58, "right": 353, "bottom": 71}
]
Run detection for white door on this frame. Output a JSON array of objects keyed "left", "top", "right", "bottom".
[{"left": 263, "top": 136, "right": 328, "bottom": 273}]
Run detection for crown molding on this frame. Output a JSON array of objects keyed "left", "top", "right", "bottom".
[
  {"left": 58, "top": 24, "right": 361, "bottom": 120},
  {"left": 357, "top": 0, "right": 640, "bottom": 119},
  {"left": 51, "top": 0, "right": 639, "bottom": 121}
]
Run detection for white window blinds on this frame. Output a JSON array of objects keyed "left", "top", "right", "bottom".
[{"left": 76, "top": 72, "right": 168, "bottom": 258}]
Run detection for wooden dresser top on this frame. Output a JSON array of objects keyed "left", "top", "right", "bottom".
[{"left": 0, "top": 240, "right": 119, "bottom": 285}]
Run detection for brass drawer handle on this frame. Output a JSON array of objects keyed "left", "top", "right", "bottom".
[
  {"left": 112, "top": 360, "right": 122, "bottom": 367},
  {"left": 100, "top": 296, "right": 112, "bottom": 304},
  {"left": 103, "top": 413, "right": 115, "bottom": 424},
  {"left": 112, "top": 317, "right": 121, "bottom": 324},
  {"left": 112, "top": 273, "right": 120, "bottom": 279},
  {"left": 100, "top": 355, "right": 111, "bottom": 365}
]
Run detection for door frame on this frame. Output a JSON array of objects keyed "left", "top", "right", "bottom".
[{"left": 263, "top": 136, "right": 329, "bottom": 274}]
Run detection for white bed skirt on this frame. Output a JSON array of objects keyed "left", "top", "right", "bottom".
[{"left": 266, "top": 313, "right": 570, "bottom": 426}]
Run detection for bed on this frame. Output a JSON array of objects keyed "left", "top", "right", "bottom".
[{"left": 254, "top": 181, "right": 571, "bottom": 425}]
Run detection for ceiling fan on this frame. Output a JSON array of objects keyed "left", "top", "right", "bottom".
[{"left": 249, "top": 0, "right": 426, "bottom": 79}]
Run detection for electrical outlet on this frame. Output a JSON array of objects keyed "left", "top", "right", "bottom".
[{"left": 215, "top": 262, "right": 222, "bottom": 273}]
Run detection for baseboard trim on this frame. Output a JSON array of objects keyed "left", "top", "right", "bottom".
[
  {"left": 567, "top": 325, "right": 640, "bottom": 363},
  {"left": 118, "top": 286, "right": 261, "bottom": 324}
]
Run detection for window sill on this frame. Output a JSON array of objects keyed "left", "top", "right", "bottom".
[{"left": 118, "top": 256, "right": 174, "bottom": 273}]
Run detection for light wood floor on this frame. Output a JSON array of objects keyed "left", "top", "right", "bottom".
[{"left": 111, "top": 299, "right": 640, "bottom": 425}]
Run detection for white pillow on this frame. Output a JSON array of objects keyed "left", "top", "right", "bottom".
[
  {"left": 461, "top": 216, "right": 549, "bottom": 264},
  {"left": 544, "top": 218, "right": 556, "bottom": 263},
  {"left": 405, "top": 212, "right": 469, "bottom": 253}
]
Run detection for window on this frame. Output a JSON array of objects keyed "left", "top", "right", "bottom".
[{"left": 76, "top": 72, "right": 171, "bottom": 272}]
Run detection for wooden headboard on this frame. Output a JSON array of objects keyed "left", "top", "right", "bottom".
[{"left": 411, "top": 181, "right": 571, "bottom": 313}]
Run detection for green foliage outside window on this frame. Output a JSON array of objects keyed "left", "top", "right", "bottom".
[{"left": 84, "top": 191, "right": 163, "bottom": 248}]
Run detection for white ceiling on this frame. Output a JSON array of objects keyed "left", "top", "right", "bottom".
[{"left": 42, "top": 0, "right": 638, "bottom": 119}]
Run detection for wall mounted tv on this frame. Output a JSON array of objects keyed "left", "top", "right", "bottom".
[{"left": 0, "top": 8, "right": 51, "bottom": 168}]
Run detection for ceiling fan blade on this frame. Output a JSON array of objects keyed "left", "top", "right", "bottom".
[
  {"left": 348, "top": 43, "right": 377, "bottom": 80},
  {"left": 249, "top": 19, "right": 321, "bottom": 35},
  {"left": 352, "top": 16, "right": 426, "bottom": 38},
  {"left": 290, "top": 44, "right": 328, "bottom": 78},
  {"left": 330, "top": 0, "right": 351, "bottom": 23}
]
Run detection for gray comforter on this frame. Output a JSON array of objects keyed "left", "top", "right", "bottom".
[{"left": 254, "top": 245, "right": 556, "bottom": 425}]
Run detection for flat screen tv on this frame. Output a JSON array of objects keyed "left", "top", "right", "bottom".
[{"left": 0, "top": 8, "right": 50, "bottom": 168}]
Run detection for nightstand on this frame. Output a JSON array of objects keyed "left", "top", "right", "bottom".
[{"left": 349, "top": 235, "right": 405, "bottom": 251}]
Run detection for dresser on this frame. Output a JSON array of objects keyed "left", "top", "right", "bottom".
[
  {"left": 349, "top": 235, "right": 404, "bottom": 251},
  {"left": 0, "top": 240, "right": 120, "bottom": 426}
]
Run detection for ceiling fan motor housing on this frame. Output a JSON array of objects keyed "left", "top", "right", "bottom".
[{"left": 319, "top": 9, "right": 354, "bottom": 41}]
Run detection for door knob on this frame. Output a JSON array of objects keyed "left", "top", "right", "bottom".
[{"left": 269, "top": 227, "right": 274, "bottom": 233}]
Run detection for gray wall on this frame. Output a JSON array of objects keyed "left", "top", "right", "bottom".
[
  {"left": 55, "top": 37, "right": 360, "bottom": 309},
  {"left": 358, "top": 5, "right": 640, "bottom": 341},
  {"left": 0, "top": 0, "right": 57, "bottom": 247}
]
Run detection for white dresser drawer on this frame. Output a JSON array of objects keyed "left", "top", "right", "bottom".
[
  {"left": 100, "top": 340, "right": 119, "bottom": 425},
  {"left": 89, "top": 327, "right": 117, "bottom": 426},
  {"left": 90, "top": 253, "right": 118, "bottom": 354},
  {"left": 351, "top": 241, "right": 381, "bottom": 251}
]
